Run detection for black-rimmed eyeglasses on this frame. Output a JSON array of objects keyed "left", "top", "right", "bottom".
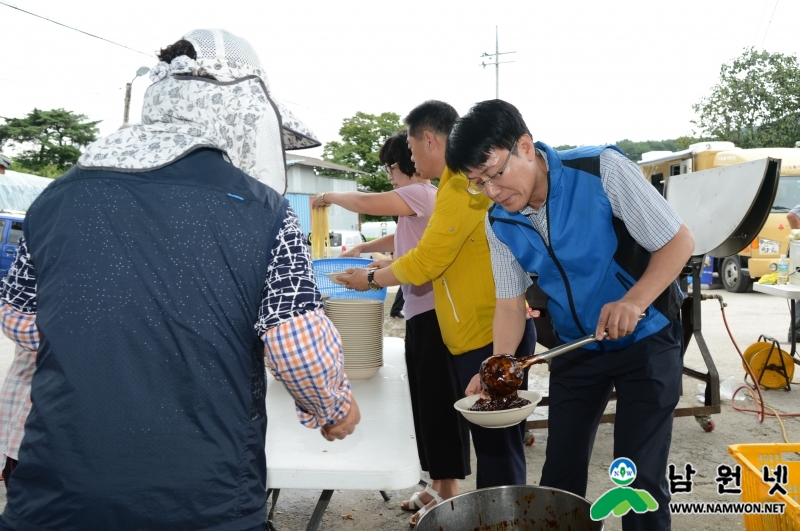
[{"left": 466, "top": 140, "right": 517, "bottom": 195}]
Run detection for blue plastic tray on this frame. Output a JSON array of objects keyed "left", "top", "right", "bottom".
[{"left": 313, "top": 258, "right": 387, "bottom": 301}]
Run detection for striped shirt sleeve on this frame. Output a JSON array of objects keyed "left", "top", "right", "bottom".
[
  {"left": 0, "top": 238, "right": 39, "bottom": 350},
  {"left": 600, "top": 149, "right": 682, "bottom": 252},
  {"left": 255, "top": 207, "right": 322, "bottom": 333},
  {"left": 257, "top": 207, "right": 352, "bottom": 428},
  {"left": 0, "top": 238, "right": 38, "bottom": 459}
]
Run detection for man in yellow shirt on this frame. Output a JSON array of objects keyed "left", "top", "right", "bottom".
[{"left": 340, "top": 101, "right": 536, "bottom": 500}]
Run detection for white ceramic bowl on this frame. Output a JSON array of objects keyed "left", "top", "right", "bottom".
[
  {"left": 326, "top": 271, "right": 348, "bottom": 286},
  {"left": 325, "top": 299, "right": 383, "bottom": 306},
  {"left": 345, "top": 366, "right": 382, "bottom": 381},
  {"left": 454, "top": 390, "right": 542, "bottom": 429}
]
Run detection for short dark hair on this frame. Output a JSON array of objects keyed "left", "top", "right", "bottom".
[
  {"left": 378, "top": 131, "right": 416, "bottom": 177},
  {"left": 404, "top": 100, "right": 459, "bottom": 139},
  {"left": 157, "top": 39, "right": 217, "bottom": 81},
  {"left": 157, "top": 39, "right": 198, "bottom": 63},
  {"left": 445, "top": 99, "right": 531, "bottom": 174}
]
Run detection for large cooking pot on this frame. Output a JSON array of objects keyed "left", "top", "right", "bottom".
[{"left": 416, "top": 485, "right": 603, "bottom": 531}]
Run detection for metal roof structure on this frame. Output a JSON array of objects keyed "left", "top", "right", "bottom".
[
  {"left": 285, "top": 154, "right": 367, "bottom": 176},
  {"left": 0, "top": 169, "right": 53, "bottom": 211}
]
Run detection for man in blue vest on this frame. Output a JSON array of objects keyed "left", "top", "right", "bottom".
[{"left": 445, "top": 100, "right": 695, "bottom": 531}]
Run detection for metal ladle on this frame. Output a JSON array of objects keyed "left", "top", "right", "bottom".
[{"left": 481, "top": 315, "right": 645, "bottom": 398}]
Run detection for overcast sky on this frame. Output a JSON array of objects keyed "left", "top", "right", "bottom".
[{"left": 1, "top": 0, "right": 798, "bottom": 158}]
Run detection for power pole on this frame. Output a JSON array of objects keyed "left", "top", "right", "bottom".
[{"left": 480, "top": 26, "right": 516, "bottom": 99}]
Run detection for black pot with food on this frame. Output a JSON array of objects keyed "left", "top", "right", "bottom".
[{"left": 416, "top": 485, "right": 603, "bottom": 531}]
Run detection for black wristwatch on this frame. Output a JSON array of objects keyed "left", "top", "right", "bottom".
[{"left": 367, "top": 268, "right": 382, "bottom": 291}]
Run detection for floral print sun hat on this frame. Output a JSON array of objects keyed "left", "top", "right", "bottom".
[{"left": 77, "top": 29, "right": 320, "bottom": 194}]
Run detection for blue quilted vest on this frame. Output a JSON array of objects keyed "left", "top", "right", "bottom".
[
  {"left": 7, "top": 149, "right": 286, "bottom": 531},
  {"left": 488, "top": 142, "right": 682, "bottom": 351}
]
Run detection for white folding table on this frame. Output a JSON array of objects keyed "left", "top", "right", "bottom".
[
  {"left": 264, "top": 337, "right": 420, "bottom": 531},
  {"left": 752, "top": 283, "right": 800, "bottom": 357}
]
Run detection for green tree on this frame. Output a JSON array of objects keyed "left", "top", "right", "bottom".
[
  {"left": 615, "top": 139, "right": 681, "bottom": 162},
  {"left": 322, "top": 111, "right": 405, "bottom": 194},
  {"left": 554, "top": 140, "right": 693, "bottom": 162},
  {"left": 692, "top": 48, "right": 800, "bottom": 148},
  {"left": 674, "top": 135, "right": 712, "bottom": 150},
  {"left": 0, "top": 108, "right": 100, "bottom": 173},
  {"left": 9, "top": 161, "right": 63, "bottom": 179}
]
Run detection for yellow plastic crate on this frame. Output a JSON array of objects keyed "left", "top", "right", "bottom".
[{"left": 729, "top": 443, "right": 800, "bottom": 530}]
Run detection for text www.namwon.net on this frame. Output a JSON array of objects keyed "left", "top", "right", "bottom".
[{"left": 670, "top": 502, "right": 786, "bottom": 514}]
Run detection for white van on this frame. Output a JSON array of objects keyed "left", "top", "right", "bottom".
[
  {"left": 360, "top": 221, "right": 397, "bottom": 240},
  {"left": 328, "top": 230, "right": 366, "bottom": 258}
]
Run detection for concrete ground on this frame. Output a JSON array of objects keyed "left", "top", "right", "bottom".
[{"left": 1, "top": 284, "right": 799, "bottom": 530}]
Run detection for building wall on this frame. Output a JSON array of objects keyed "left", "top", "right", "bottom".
[
  {"left": 286, "top": 164, "right": 360, "bottom": 235},
  {"left": 286, "top": 194, "right": 313, "bottom": 236}
]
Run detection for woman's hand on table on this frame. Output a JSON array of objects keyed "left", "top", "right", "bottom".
[{"left": 321, "top": 399, "right": 361, "bottom": 441}]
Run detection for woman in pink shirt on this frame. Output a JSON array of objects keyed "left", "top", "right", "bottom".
[{"left": 313, "top": 132, "right": 469, "bottom": 525}]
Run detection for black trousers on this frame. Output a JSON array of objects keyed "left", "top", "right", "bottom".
[
  {"left": 540, "top": 318, "right": 684, "bottom": 531},
  {"left": 391, "top": 288, "right": 405, "bottom": 317},
  {"left": 405, "top": 310, "right": 471, "bottom": 479},
  {"left": 452, "top": 319, "right": 537, "bottom": 489}
]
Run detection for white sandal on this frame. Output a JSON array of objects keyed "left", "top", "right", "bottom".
[
  {"left": 401, "top": 484, "right": 440, "bottom": 511},
  {"left": 409, "top": 486, "right": 444, "bottom": 526},
  {"left": 402, "top": 491, "right": 426, "bottom": 511}
]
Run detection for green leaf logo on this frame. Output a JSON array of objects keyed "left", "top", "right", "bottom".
[{"left": 590, "top": 458, "right": 659, "bottom": 521}]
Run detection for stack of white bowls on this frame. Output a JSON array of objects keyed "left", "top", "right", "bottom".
[{"left": 324, "top": 299, "right": 384, "bottom": 380}]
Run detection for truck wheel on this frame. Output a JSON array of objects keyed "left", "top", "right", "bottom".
[{"left": 720, "top": 256, "right": 752, "bottom": 293}]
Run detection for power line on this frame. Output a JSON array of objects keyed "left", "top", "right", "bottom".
[
  {"left": 761, "top": 0, "right": 780, "bottom": 48},
  {"left": 751, "top": 0, "right": 770, "bottom": 48},
  {"left": 0, "top": 1, "right": 152, "bottom": 58}
]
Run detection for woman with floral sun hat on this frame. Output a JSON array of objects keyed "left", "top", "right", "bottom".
[{"left": 0, "top": 30, "right": 359, "bottom": 531}]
